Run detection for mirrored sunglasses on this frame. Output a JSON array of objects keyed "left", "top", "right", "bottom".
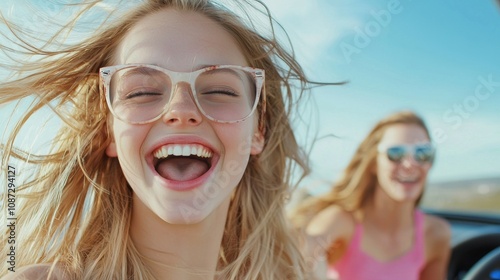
[{"left": 378, "top": 144, "right": 435, "bottom": 164}]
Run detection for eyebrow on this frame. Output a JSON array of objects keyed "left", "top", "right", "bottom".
[
  {"left": 148, "top": 63, "right": 249, "bottom": 72},
  {"left": 116, "top": 64, "right": 251, "bottom": 87},
  {"left": 118, "top": 66, "right": 164, "bottom": 79},
  {"left": 147, "top": 63, "right": 217, "bottom": 72}
]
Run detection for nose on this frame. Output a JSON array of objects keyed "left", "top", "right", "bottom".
[
  {"left": 400, "top": 154, "right": 418, "bottom": 168},
  {"left": 162, "top": 82, "right": 203, "bottom": 126}
]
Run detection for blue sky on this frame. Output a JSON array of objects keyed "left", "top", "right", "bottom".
[
  {"left": 263, "top": 0, "right": 500, "bottom": 194},
  {"left": 1, "top": 1, "right": 499, "bottom": 195}
]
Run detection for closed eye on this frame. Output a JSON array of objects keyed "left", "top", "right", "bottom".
[
  {"left": 201, "top": 90, "right": 239, "bottom": 97},
  {"left": 125, "top": 91, "right": 163, "bottom": 99}
]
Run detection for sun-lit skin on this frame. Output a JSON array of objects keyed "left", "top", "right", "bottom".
[
  {"left": 104, "top": 8, "right": 264, "bottom": 278},
  {"left": 374, "top": 124, "right": 433, "bottom": 203},
  {"left": 106, "top": 9, "right": 264, "bottom": 224},
  {"left": 301, "top": 117, "right": 450, "bottom": 280}
]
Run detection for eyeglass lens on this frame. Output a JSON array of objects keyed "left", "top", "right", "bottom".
[
  {"left": 108, "top": 66, "right": 258, "bottom": 123},
  {"left": 386, "top": 145, "right": 434, "bottom": 163}
]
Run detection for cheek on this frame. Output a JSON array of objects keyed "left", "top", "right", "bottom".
[
  {"left": 114, "top": 119, "right": 150, "bottom": 146},
  {"left": 376, "top": 157, "right": 393, "bottom": 177},
  {"left": 110, "top": 121, "right": 151, "bottom": 181},
  {"left": 227, "top": 130, "right": 253, "bottom": 159},
  {"left": 375, "top": 158, "right": 399, "bottom": 188},
  {"left": 420, "top": 164, "right": 432, "bottom": 176},
  {"left": 114, "top": 123, "right": 140, "bottom": 153},
  {"left": 218, "top": 121, "right": 256, "bottom": 156}
]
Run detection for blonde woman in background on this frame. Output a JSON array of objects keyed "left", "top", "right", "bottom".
[
  {"left": 0, "top": 0, "right": 339, "bottom": 278},
  {"left": 292, "top": 111, "right": 451, "bottom": 280}
]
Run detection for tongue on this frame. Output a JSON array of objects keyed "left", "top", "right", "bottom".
[{"left": 156, "top": 157, "right": 209, "bottom": 181}]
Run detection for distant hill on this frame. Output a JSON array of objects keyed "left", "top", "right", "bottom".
[
  {"left": 286, "top": 176, "right": 500, "bottom": 214},
  {"left": 428, "top": 176, "right": 500, "bottom": 190},
  {"left": 422, "top": 176, "right": 500, "bottom": 213}
]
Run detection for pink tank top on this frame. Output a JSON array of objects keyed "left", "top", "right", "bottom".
[{"left": 327, "top": 210, "right": 425, "bottom": 280}]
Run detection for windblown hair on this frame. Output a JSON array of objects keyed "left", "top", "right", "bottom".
[
  {"left": 291, "top": 111, "right": 431, "bottom": 229},
  {"left": 0, "top": 0, "right": 324, "bottom": 278}
]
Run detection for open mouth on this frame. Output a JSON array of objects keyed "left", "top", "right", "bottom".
[
  {"left": 395, "top": 174, "right": 420, "bottom": 184},
  {"left": 153, "top": 144, "right": 214, "bottom": 181}
]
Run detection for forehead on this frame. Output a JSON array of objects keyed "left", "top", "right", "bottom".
[
  {"left": 379, "top": 124, "right": 430, "bottom": 146},
  {"left": 116, "top": 8, "right": 248, "bottom": 71}
]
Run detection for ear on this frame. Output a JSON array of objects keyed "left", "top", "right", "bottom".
[
  {"left": 250, "top": 130, "right": 265, "bottom": 155},
  {"left": 106, "top": 141, "right": 118, "bottom": 158}
]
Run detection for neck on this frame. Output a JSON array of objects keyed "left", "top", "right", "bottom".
[
  {"left": 362, "top": 185, "right": 415, "bottom": 232},
  {"left": 130, "top": 195, "right": 230, "bottom": 280}
]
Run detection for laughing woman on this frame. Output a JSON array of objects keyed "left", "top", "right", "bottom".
[
  {"left": 0, "top": 0, "right": 332, "bottom": 279},
  {"left": 292, "top": 111, "right": 451, "bottom": 280}
]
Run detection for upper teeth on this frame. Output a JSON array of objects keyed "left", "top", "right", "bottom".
[{"left": 153, "top": 144, "right": 213, "bottom": 160}]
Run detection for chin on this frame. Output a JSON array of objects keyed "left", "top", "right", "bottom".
[{"left": 158, "top": 209, "right": 212, "bottom": 225}]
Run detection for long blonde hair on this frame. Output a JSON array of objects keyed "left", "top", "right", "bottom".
[
  {"left": 291, "top": 111, "right": 431, "bottom": 228},
  {"left": 0, "top": 0, "right": 325, "bottom": 278}
]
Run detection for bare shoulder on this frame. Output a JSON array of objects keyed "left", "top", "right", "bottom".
[
  {"left": 302, "top": 205, "right": 356, "bottom": 273},
  {"left": 0, "top": 264, "right": 67, "bottom": 280},
  {"left": 306, "top": 204, "right": 355, "bottom": 240},
  {"left": 424, "top": 213, "right": 452, "bottom": 244},
  {"left": 423, "top": 213, "right": 452, "bottom": 259}
]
